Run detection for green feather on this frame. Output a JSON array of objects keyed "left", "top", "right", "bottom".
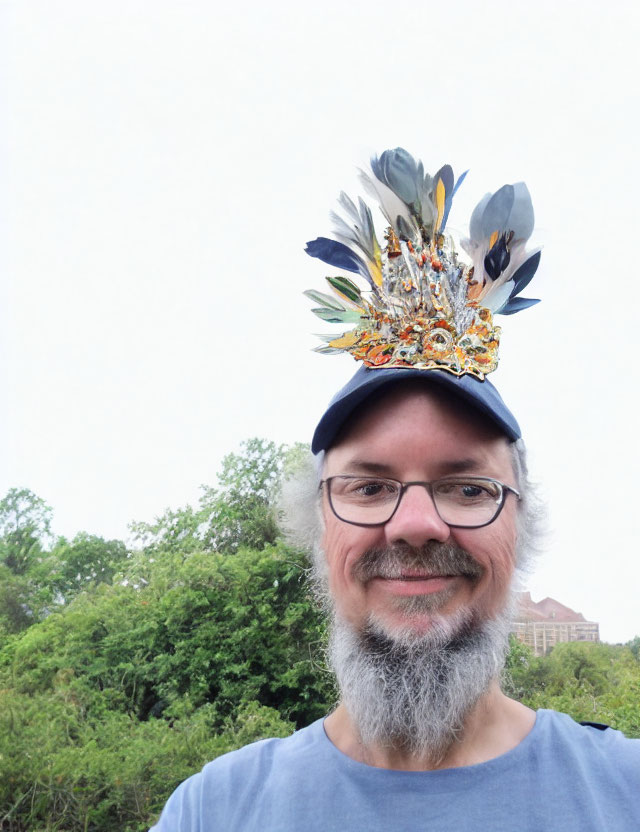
[
  {"left": 326, "top": 275, "right": 363, "bottom": 305},
  {"left": 312, "top": 307, "right": 363, "bottom": 324}
]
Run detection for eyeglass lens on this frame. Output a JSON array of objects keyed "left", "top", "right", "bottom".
[{"left": 328, "top": 476, "right": 504, "bottom": 527}]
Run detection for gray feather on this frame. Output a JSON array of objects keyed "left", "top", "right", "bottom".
[
  {"left": 468, "top": 193, "right": 491, "bottom": 243},
  {"left": 313, "top": 344, "right": 347, "bottom": 355},
  {"left": 480, "top": 185, "right": 515, "bottom": 237},
  {"left": 303, "top": 289, "right": 345, "bottom": 310},
  {"left": 508, "top": 183, "right": 535, "bottom": 241}
]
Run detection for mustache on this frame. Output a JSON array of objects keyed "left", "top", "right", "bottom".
[{"left": 351, "top": 541, "right": 484, "bottom": 582}]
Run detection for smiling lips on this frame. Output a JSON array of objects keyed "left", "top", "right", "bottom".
[{"left": 371, "top": 574, "right": 459, "bottom": 596}]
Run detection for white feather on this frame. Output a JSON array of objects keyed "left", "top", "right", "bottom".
[{"left": 358, "top": 170, "right": 420, "bottom": 242}]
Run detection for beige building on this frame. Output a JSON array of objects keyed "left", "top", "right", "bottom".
[{"left": 512, "top": 593, "right": 600, "bottom": 657}]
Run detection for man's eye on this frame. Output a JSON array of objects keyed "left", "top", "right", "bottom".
[
  {"left": 435, "top": 481, "right": 498, "bottom": 502},
  {"left": 460, "top": 485, "right": 483, "bottom": 498},
  {"left": 342, "top": 479, "right": 397, "bottom": 499},
  {"left": 358, "top": 482, "right": 387, "bottom": 497}
]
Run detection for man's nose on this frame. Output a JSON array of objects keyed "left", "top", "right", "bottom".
[{"left": 383, "top": 483, "right": 451, "bottom": 548}]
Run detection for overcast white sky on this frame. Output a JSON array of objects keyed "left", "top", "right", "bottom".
[{"left": 2, "top": 0, "right": 639, "bottom": 643}]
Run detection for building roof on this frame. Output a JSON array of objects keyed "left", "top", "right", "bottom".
[{"left": 516, "top": 592, "right": 593, "bottom": 623}]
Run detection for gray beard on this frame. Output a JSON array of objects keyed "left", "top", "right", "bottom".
[{"left": 321, "top": 542, "right": 515, "bottom": 764}]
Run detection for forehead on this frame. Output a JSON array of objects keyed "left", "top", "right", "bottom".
[{"left": 325, "top": 382, "right": 512, "bottom": 476}]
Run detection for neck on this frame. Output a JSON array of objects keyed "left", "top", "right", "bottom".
[{"left": 324, "top": 682, "right": 535, "bottom": 771}]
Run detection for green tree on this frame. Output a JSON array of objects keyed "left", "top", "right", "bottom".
[
  {"left": 129, "top": 504, "right": 204, "bottom": 556},
  {"left": 0, "top": 541, "right": 332, "bottom": 728},
  {"left": 131, "top": 439, "right": 310, "bottom": 556},
  {"left": 44, "top": 532, "right": 130, "bottom": 603},
  {"left": 0, "top": 564, "right": 35, "bottom": 638},
  {"left": 627, "top": 635, "right": 640, "bottom": 662},
  {"left": 199, "top": 438, "right": 285, "bottom": 553},
  {"left": 0, "top": 685, "right": 294, "bottom": 832},
  {"left": 0, "top": 487, "right": 53, "bottom": 574},
  {"left": 547, "top": 642, "right": 612, "bottom": 695},
  {"left": 506, "top": 639, "right": 640, "bottom": 736}
]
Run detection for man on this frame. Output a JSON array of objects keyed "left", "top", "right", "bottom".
[{"left": 151, "top": 151, "right": 639, "bottom": 830}]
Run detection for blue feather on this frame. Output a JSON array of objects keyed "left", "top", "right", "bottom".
[
  {"left": 499, "top": 297, "right": 540, "bottom": 315},
  {"left": 305, "top": 237, "right": 368, "bottom": 277},
  {"left": 510, "top": 251, "right": 541, "bottom": 296}
]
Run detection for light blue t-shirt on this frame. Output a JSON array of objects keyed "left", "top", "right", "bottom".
[{"left": 150, "top": 709, "right": 640, "bottom": 831}]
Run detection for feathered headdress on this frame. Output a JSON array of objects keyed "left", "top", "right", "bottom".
[{"left": 304, "top": 148, "right": 540, "bottom": 380}]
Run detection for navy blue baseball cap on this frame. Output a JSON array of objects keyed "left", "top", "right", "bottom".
[{"left": 311, "top": 366, "right": 521, "bottom": 454}]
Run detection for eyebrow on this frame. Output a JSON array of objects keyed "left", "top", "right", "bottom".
[
  {"left": 340, "top": 457, "right": 486, "bottom": 476},
  {"left": 341, "top": 459, "right": 397, "bottom": 475},
  {"left": 437, "top": 458, "right": 486, "bottom": 475}
]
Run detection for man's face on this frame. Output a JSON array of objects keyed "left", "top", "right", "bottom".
[{"left": 321, "top": 384, "right": 519, "bottom": 641}]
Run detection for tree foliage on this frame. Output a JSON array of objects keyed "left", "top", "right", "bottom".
[
  {"left": 130, "top": 438, "right": 307, "bottom": 556},
  {"left": 0, "top": 565, "right": 35, "bottom": 637},
  {"left": 0, "top": 488, "right": 53, "bottom": 575},
  {"left": 503, "top": 636, "right": 640, "bottom": 738},
  {"left": 1, "top": 543, "right": 333, "bottom": 727},
  {"left": 0, "top": 689, "right": 293, "bottom": 832}
]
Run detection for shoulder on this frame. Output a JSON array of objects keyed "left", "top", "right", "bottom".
[
  {"left": 536, "top": 709, "right": 640, "bottom": 776},
  {"left": 150, "top": 720, "right": 326, "bottom": 831},
  {"left": 199, "top": 718, "right": 324, "bottom": 785},
  {"left": 540, "top": 708, "right": 638, "bottom": 745}
]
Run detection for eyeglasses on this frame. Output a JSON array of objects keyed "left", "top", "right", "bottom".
[{"left": 321, "top": 475, "right": 520, "bottom": 529}]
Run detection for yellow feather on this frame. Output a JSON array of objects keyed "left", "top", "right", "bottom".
[
  {"left": 434, "top": 177, "right": 446, "bottom": 233},
  {"left": 489, "top": 230, "right": 499, "bottom": 249},
  {"left": 367, "top": 263, "right": 383, "bottom": 287},
  {"left": 369, "top": 236, "right": 383, "bottom": 287},
  {"left": 329, "top": 331, "right": 360, "bottom": 349}
]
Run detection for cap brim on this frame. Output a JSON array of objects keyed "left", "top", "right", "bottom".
[{"left": 311, "top": 366, "right": 521, "bottom": 454}]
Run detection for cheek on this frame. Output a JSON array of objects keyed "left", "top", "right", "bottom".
[
  {"left": 321, "top": 522, "right": 349, "bottom": 581},
  {"left": 454, "top": 517, "right": 518, "bottom": 603},
  {"left": 484, "top": 530, "right": 517, "bottom": 589},
  {"left": 321, "top": 511, "right": 380, "bottom": 597}
]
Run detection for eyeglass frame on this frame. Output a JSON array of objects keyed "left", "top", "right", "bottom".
[{"left": 320, "top": 475, "right": 521, "bottom": 529}]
